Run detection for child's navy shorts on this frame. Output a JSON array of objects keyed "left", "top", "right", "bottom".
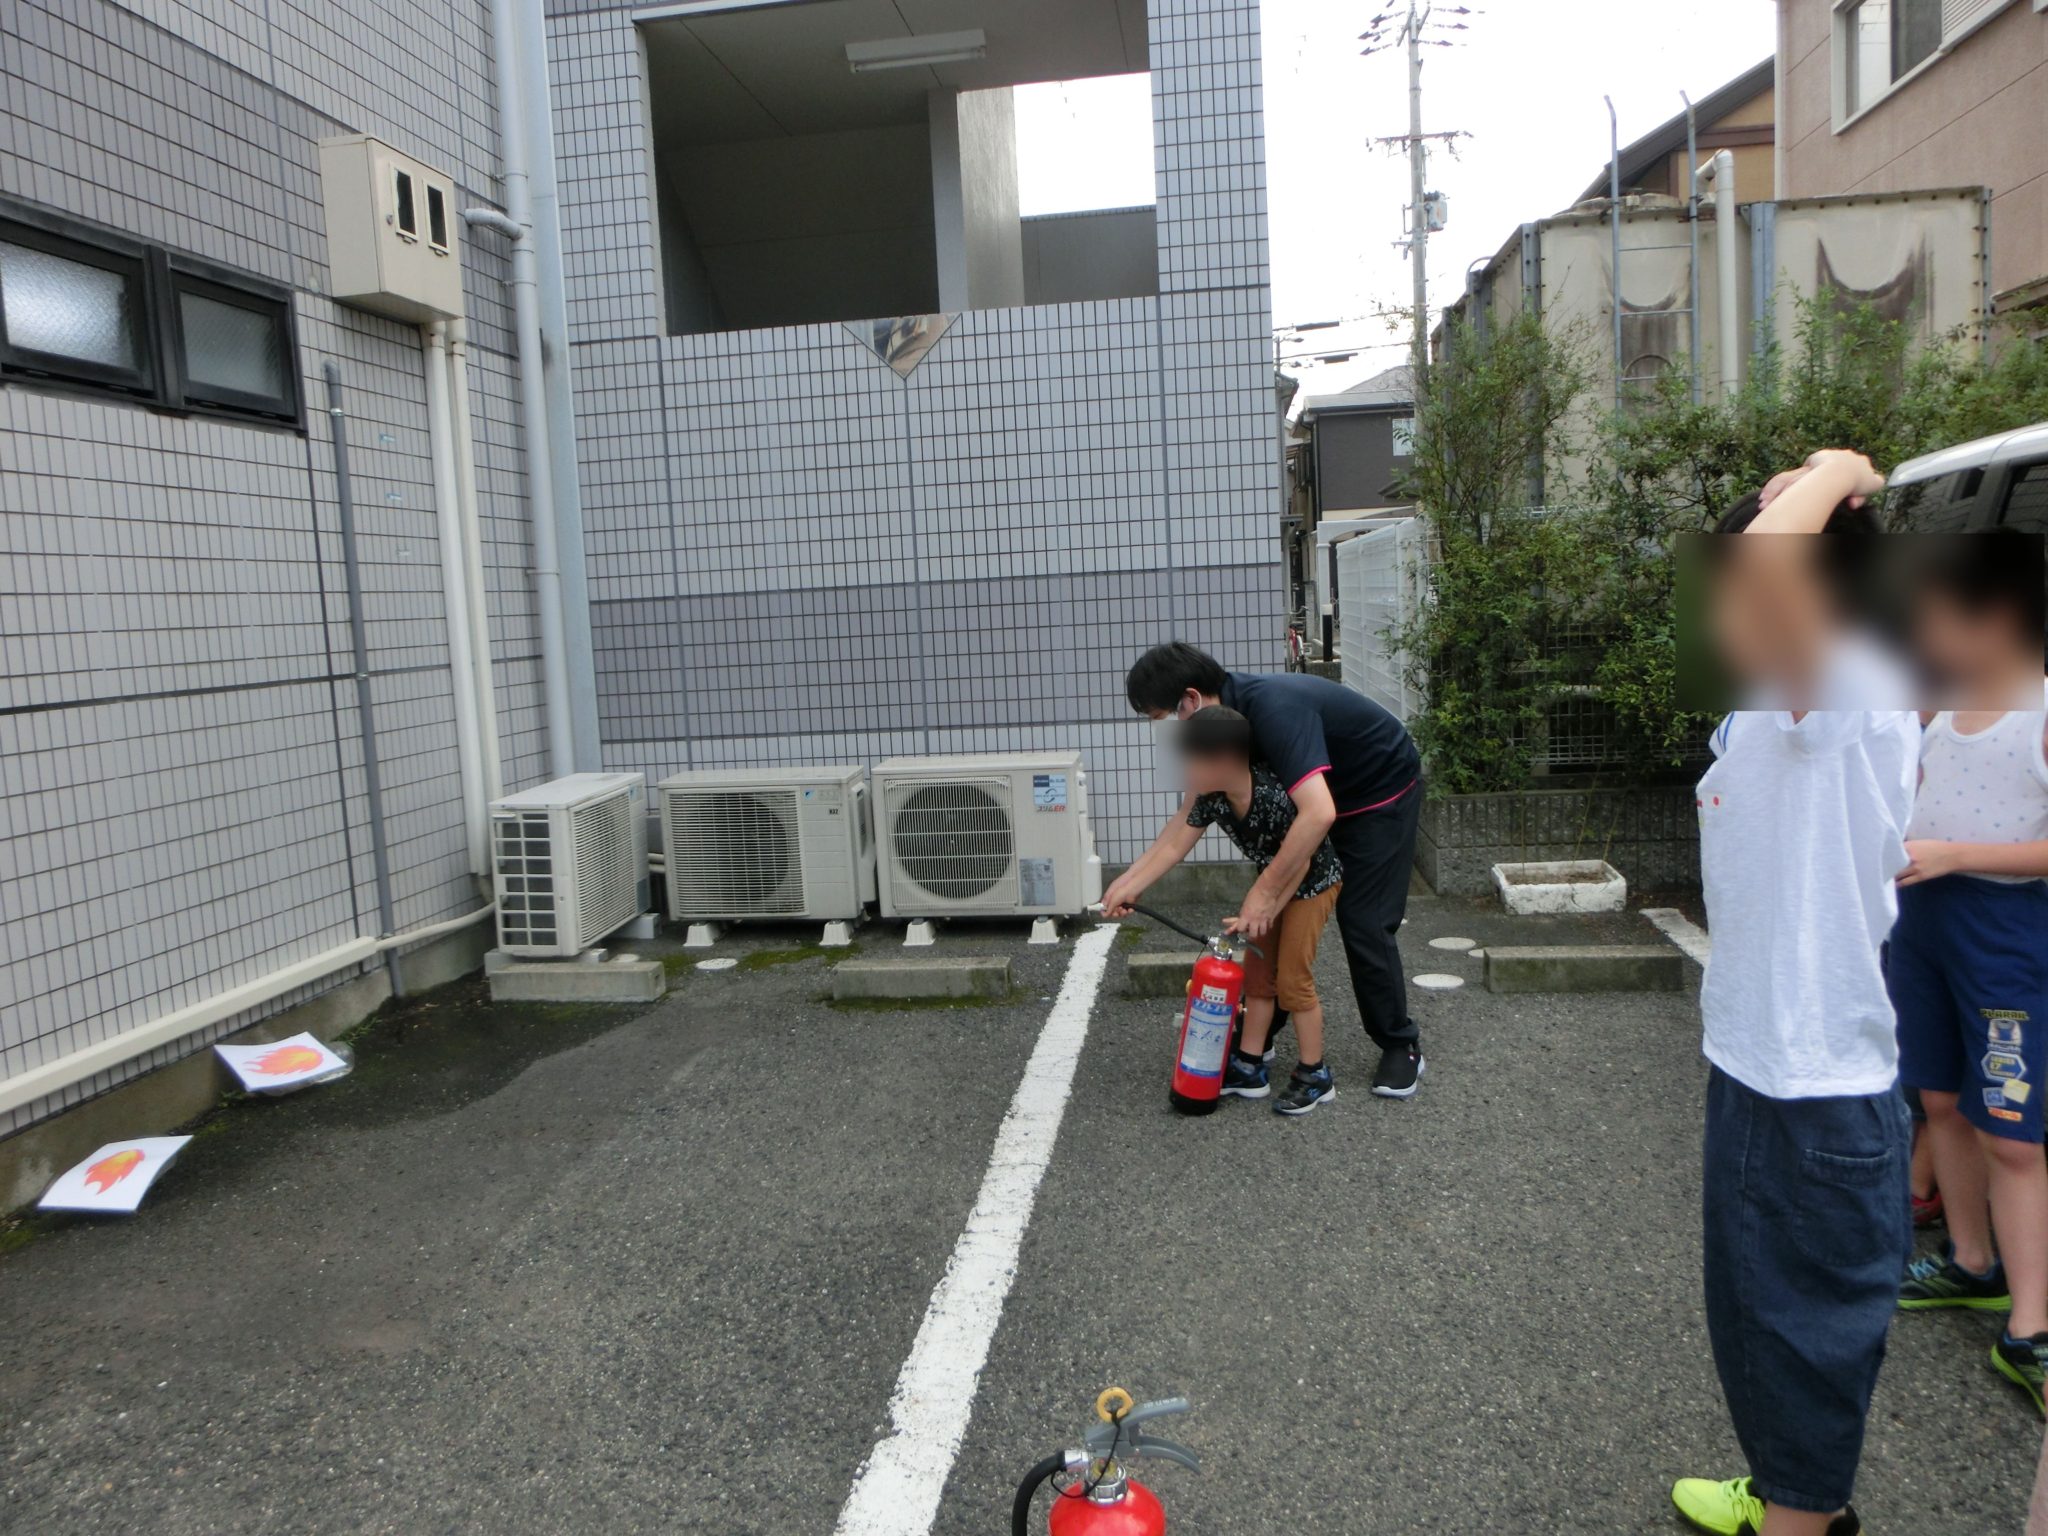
[{"left": 1889, "top": 876, "right": 2048, "bottom": 1144}]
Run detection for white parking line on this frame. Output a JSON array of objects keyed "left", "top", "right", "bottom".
[
  {"left": 1641, "top": 907, "right": 1712, "bottom": 966},
  {"left": 833, "top": 922, "right": 1120, "bottom": 1536}
]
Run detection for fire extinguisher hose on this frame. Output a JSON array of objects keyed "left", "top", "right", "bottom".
[
  {"left": 1113, "top": 903, "right": 1265, "bottom": 959},
  {"left": 1010, "top": 1453, "right": 1067, "bottom": 1536}
]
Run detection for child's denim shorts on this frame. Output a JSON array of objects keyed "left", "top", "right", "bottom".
[
  {"left": 1702, "top": 1067, "right": 1911, "bottom": 1514},
  {"left": 1891, "top": 875, "right": 2048, "bottom": 1143}
]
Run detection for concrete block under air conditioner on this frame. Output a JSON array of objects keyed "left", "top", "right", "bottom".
[{"left": 318, "top": 134, "right": 462, "bottom": 322}]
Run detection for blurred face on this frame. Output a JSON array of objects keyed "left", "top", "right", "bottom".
[
  {"left": 1179, "top": 750, "right": 1243, "bottom": 798},
  {"left": 1913, "top": 587, "right": 2027, "bottom": 697}
]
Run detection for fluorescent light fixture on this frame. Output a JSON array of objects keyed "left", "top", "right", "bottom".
[{"left": 846, "top": 29, "right": 987, "bottom": 73}]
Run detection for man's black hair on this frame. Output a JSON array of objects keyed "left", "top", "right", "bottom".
[
  {"left": 1923, "top": 528, "right": 2048, "bottom": 642},
  {"left": 1125, "top": 641, "right": 1227, "bottom": 714},
  {"left": 1709, "top": 487, "right": 1881, "bottom": 615},
  {"left": 1713, "top": 488, "right": 1878, "bottom": 536},
  {"left": 1178, "top": 705, "right": 1253, "bottom": 761}
]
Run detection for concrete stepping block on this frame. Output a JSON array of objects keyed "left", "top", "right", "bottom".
[
  {"left": 1428, "top": 936, "right": 1478, "bottom": 951},
  {"left": 1484, "top": 944, "right": 1685, "bottom": 994},
  {"left": 1412, "top": 973, "right": 1465, "bottom": 991},
  {"left": 1123, "top": 950, "right": 1202, "bottom": 998},
  {"left": 489, "top": 957, "right": 667, "bottom": 1003},
  {"left": 832, "top": 956, "right": 1013, "bottom": 1002}
]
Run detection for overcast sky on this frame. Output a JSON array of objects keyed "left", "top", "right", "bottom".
[{"left": 1017, "top": 0, "right": 1778, "bottom": 392}]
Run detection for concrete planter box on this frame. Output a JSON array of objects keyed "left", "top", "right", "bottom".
[
  {"left": 1491, "top": 859, "right": 1628, "bottom": 914},
  {"left": 1416, "top": 785, "right": 1699, "bottom": 898}
]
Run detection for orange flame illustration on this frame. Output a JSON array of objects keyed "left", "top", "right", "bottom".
[
  {"left": 249, "top": 1044, "right": 325, "bottom": 1077},
  {"left": 83, "top": 1149, "right": 144, "bottom": 1193}
]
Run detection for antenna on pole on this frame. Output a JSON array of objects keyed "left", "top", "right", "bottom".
[{"left": 1362, "top": 3, "right": 1476, "bottom": 390}]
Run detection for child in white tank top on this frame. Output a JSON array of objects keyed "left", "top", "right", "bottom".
[{"left": 1888, "top": 527, "right": 2048, "bottom": 1414}]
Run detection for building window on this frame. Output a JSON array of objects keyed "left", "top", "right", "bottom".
[
  {"left": 0, "top": 198, "right": 300, "bottom": 427},
  {"left": 169, "top": 271, "right": 295, "bottom": 420},
  {"left": 0, "top": 223, "right": 154, "bottom": 395},
  {"left": 1390, "top": 416, "right": 1416, "bottom": 456},
  {"left": 1838, "top": 0, "right": 1943, "bottom": 120}
]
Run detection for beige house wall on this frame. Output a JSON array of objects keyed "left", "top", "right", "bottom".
[{"left": 1779, "top": 0, "right": 2048, "bottom": 302}]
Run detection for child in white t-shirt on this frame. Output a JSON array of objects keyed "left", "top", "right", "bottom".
[{"left": 1672, "top": 451, "right": 1920, "bottom": 1536}]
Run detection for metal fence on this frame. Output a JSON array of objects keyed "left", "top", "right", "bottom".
[
  {"left": 1335, "top": 514, "right": 1640, "bottom": 774},
  {"left": 1334, "top": 518, "right": 1427, "bottom": 724}
]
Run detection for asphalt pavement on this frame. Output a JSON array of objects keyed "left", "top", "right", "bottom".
[{"left": 0, "top": 901, "right": 2036, "bottom": 1534}]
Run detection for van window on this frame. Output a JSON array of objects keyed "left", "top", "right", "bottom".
[
  {"left": 1885, "top": 470, "right": 1977, "bottom": 532},
  {"left": 2000, "top": 462, "right": 2048, "bottom": 535}
]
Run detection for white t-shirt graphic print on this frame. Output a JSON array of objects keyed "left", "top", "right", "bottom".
[{"left": 1696, "top": 709, "right": 1920, "bottom": 1100}]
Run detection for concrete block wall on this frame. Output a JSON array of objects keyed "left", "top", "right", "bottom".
[
  {"left": 547, "top": 0, "right": 1284, "bottom": 862},
  {"left": 0, "top": 0, "right": 541, "bottom": 1136}
]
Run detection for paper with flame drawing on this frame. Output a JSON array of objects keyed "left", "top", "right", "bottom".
[
  {"left": 38, "top": 1137, "right": 194, "bottom": 1214},
  {"left": 213, "top": 1032, "right": 350, "bottom": 1093}
]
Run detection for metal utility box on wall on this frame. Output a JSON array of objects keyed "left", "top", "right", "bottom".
[{"left": 317, "top": 134, "right": 462, "bottom": 322}]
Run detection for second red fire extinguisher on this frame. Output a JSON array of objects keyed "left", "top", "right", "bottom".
[{"left": 1010, "top": 1389, "right": 1199, "bottom": 1536}]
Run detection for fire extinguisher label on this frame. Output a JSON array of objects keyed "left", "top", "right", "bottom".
[{"left": 1180, "top": 985, "right": 1233, "bottom": 1078}]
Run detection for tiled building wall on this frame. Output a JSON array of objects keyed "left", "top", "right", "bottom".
[
  {"left": 550, "top": 0, "right": 1284, "bottom": 862},
  {"left": 0, "top": 0, "right": 540, "bottom": 1135}
]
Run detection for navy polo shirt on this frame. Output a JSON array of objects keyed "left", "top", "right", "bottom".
[{"left": 1219, "top": 671, "right": 1420, "bottom": 815}]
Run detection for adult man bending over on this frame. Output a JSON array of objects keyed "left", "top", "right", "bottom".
[{"left": 1102, "top": 642, "right": 1427, "bottom": 1099}]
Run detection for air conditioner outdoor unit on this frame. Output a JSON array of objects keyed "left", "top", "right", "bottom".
[
  {"left": 873, "top": 752, "right": 1104, "bottom": 919},
  {"left": 490, "top": 772, "right": 650, "bottom": 957},
  {"left": 656, "top": 766, "right": 876, "bottom": 922}
]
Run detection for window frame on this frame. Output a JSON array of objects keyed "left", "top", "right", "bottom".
[
  {"left": 1832, "top": 0, "right": 1948, "bottom": 128},
  {"left": 0, "top": 206, "right": 158, "bottom": 398},
  {"left": 0, "top": 195, "right": 302, "bottom": 431},
  {"left": 162, "top": 258, "right": 303, "bottom": 426}
]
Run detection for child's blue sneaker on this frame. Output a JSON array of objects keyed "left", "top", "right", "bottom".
[
  {"left": 1220, "top": 1053, "right": 1269, "bottom": 1099},
  {"left": 1275, "top": 1062, "right": 1335, "bottom": 1117}
]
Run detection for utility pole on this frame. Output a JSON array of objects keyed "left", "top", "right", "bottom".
[
  {"left": 1407, "top": 3, "right": 1429, "bottom": 388},
  {"left": 1362, "top": 5, "right": 1472, "bottom": 393}
]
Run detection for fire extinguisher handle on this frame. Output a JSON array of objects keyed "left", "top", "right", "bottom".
[
  {"left": 1123, "top": 1434, "right": 1202, "bottom": 1473},
  {"left": 1080, "top": 1397, "right": 1198, "bottom": 1470}
]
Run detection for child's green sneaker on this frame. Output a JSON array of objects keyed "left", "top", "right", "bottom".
[
  {"left": 1671, "top": 1476, "right": 1861, "bottom": 1535},
  {"left": 1993, "top": 1331, "right": 2048, "bottom": 1416},
  {"left": 1897, "top": 1245, "right": 2009, "bottom": 1310}
]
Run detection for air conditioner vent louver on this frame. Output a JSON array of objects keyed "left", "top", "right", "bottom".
[
  {"left": 888, "top": 781, "right": 1014, "bottom": 903},
  {"left": 571, "top": 791, "right": 638, "bottom": 948},
  {"left": 666, "top": 789, "right": 805, "bottom": 915}
]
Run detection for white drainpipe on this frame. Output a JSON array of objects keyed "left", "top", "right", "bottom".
[
  {"left": 423, "top": 321, "right": 489, "bottom": 878},
  {"left": 467, "top": 0, "right": 574, "bottom": 780},
  {"left": 1695, "top": 149, "right": 1743, "bottom": 400},
  {"left": 0, "top": 905, "right": 498, "bottom": 1120},
  {"left": 446, "top": 317, "right": 504, "bottom": 804}
]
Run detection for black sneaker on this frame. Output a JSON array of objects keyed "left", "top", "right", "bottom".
[
  {"left": 1371, "top": 1043, "right": 1424, "bottom": 1099},
  {"left": 1275, "top": 1063, "right": 1335, "bottom": 1117},
  {"left": 1897, "top": 1245, "right": 2010, "bottom": 1311},
  {"left": 1993, "top": 1330, "right": 2048, "bottom": 1415},
  {"left": 1220, "top": 1054, "right": 1270, "bottom": 1100}
]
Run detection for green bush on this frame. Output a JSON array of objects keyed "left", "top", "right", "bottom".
[{"left": 1397, "top": 296, "right": 2048, "bottom": 793}]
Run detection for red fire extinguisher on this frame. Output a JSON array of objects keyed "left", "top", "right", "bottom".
[
  {"left": 1170, "top": 932, "right": 1251, "bottom": 1115},
  {"left": 1011, "top": 1389, "right": 1199, "bottom": 1536}
]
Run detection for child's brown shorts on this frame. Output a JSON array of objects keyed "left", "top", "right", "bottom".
[{"left": 1242, "top": 884, "right": 1342, "bottom": 1012}]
